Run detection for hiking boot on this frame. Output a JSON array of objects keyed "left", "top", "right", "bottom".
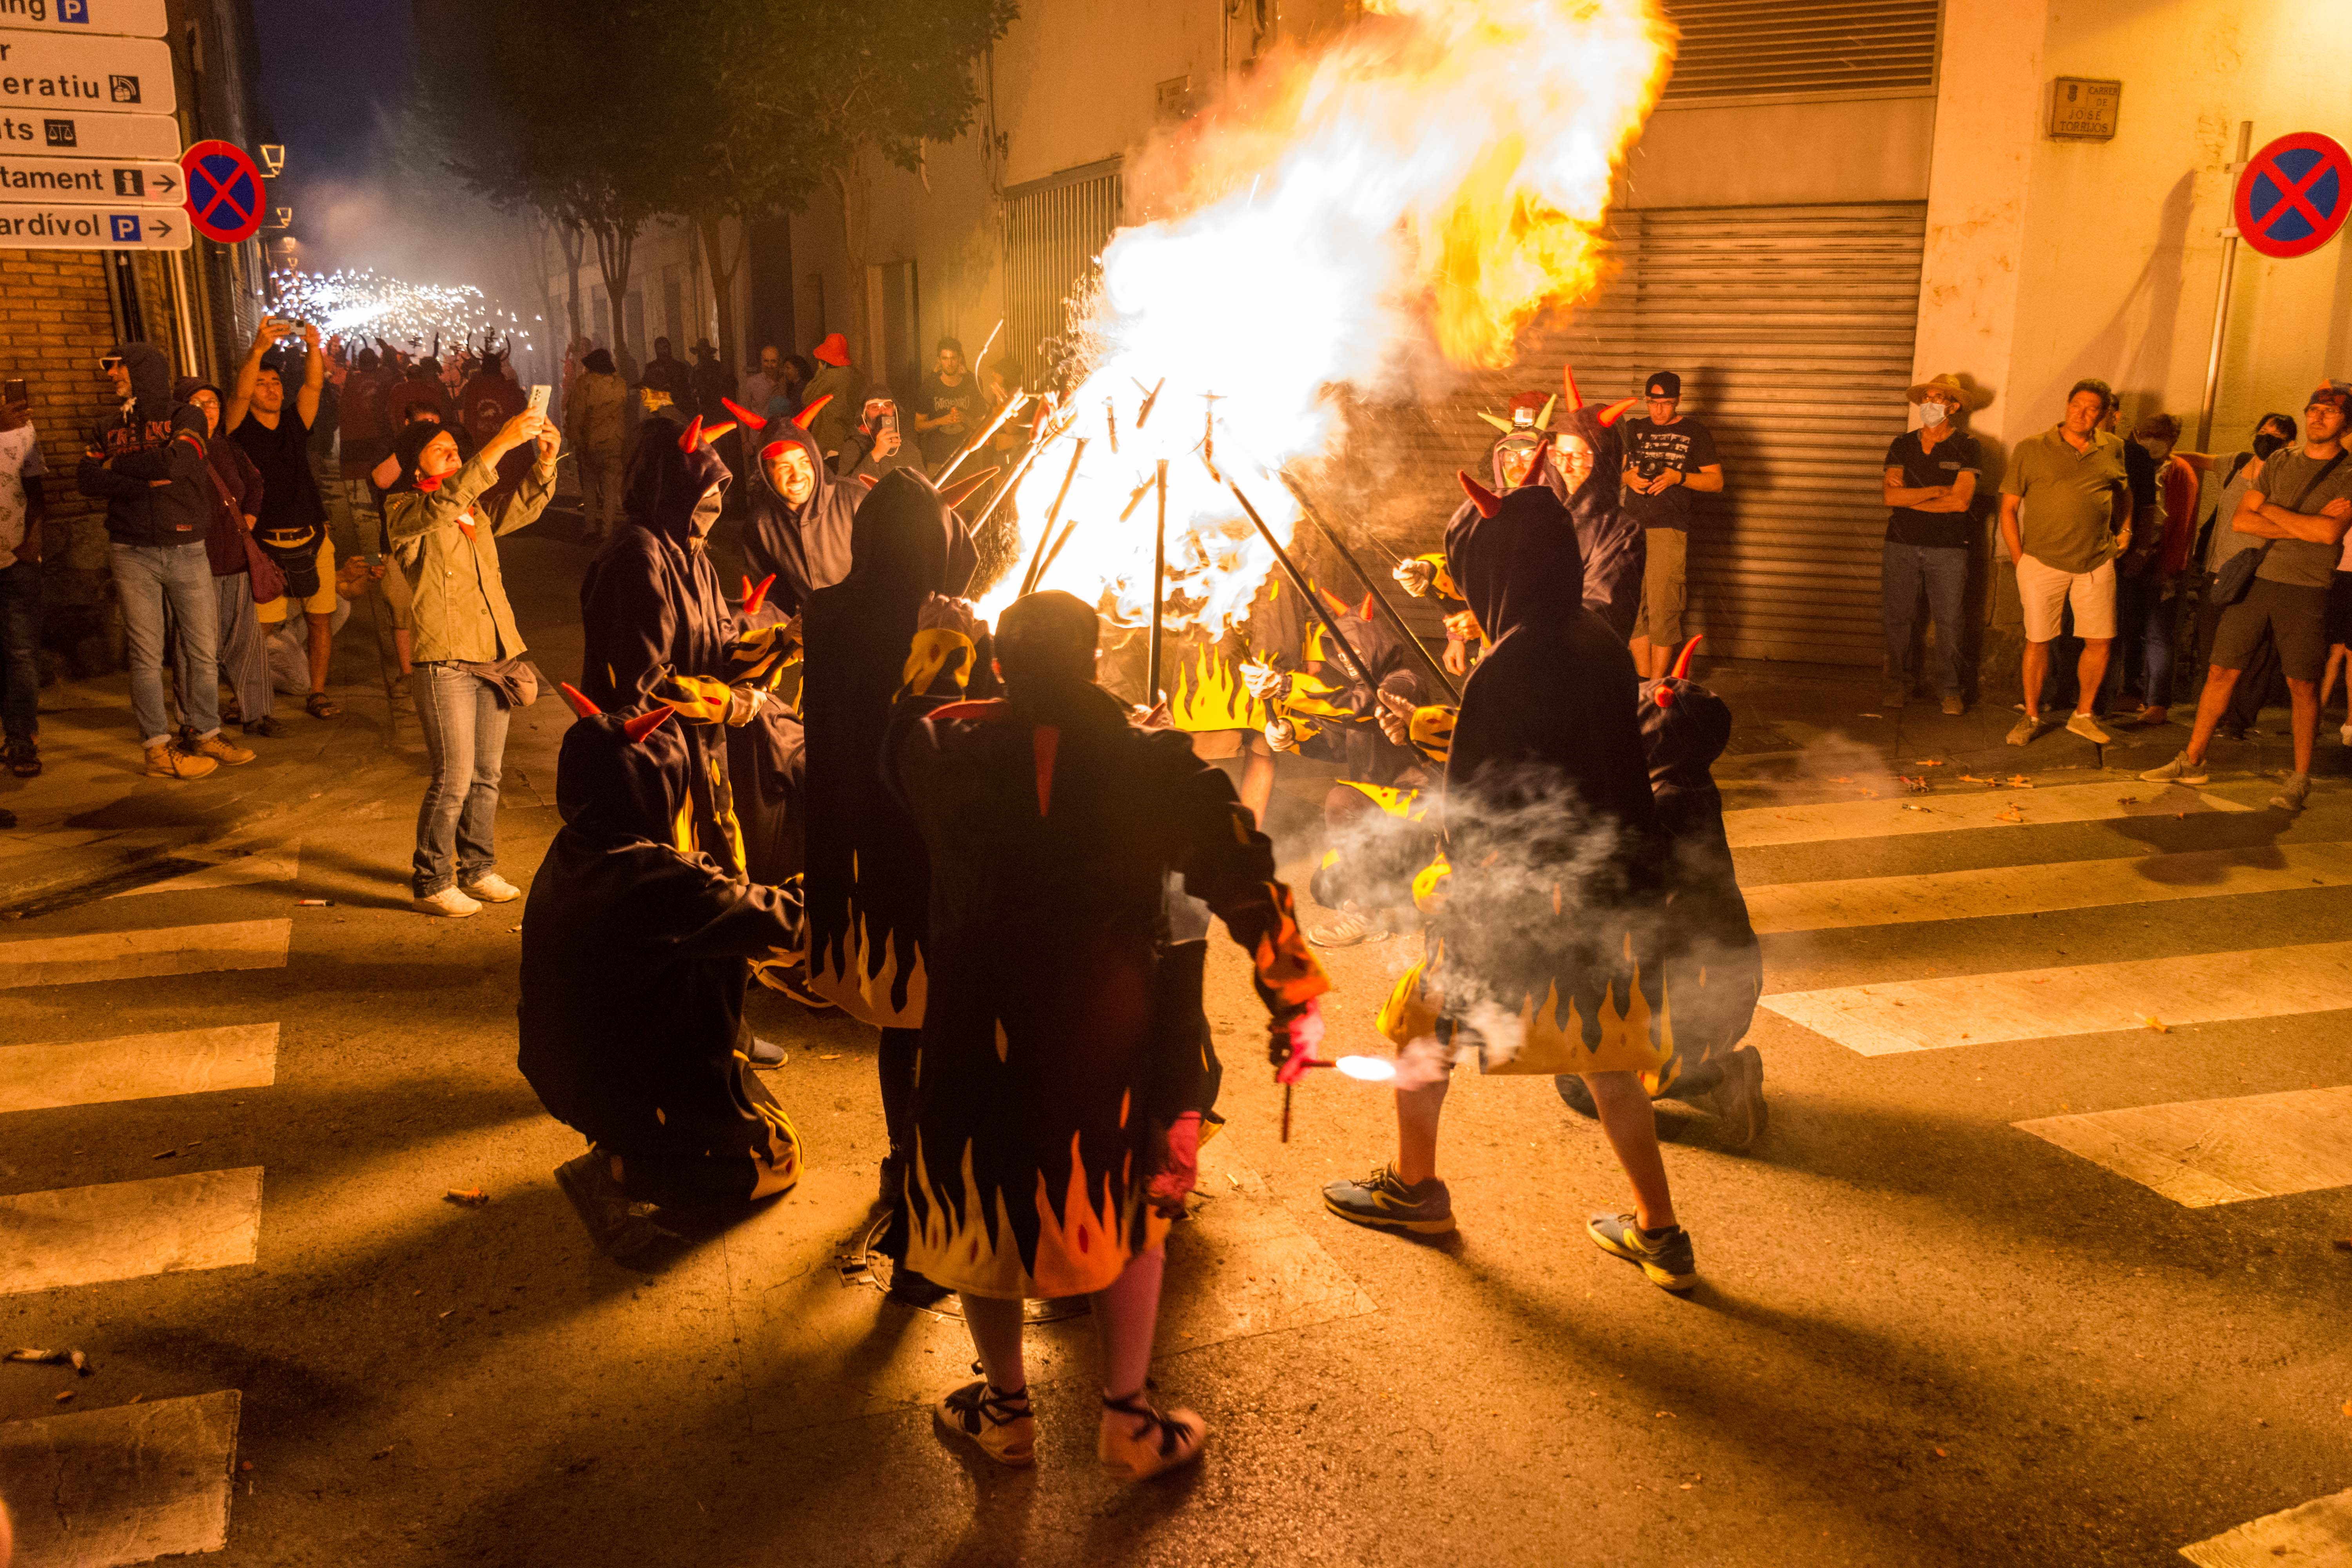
[
  {"left": 1588, "top": 1212, "right": 1699, "bottom": 1292},
  {"left": 5, "top": 739, "right": 38, "bottom": 778},
  {"left": 143, "top": 740, "right": 217, "bottom": 779},
  {"left": 1323, "top": 1162, "right": 1455, "bottom": 1234},
  {"left": 2064, "top": 712, "right": 2111, "bottom": 745},
  {"left": 2270, "top": 772, "right": 2313, "bottom": 812},
  {"left": 935, "top": 1372, "right": 1035, "bottom": 1468},
  {"left": 461, "top": 871, "right": 523, "bottom": 903},
  {"left": 416, "top": 886, "right": 483, "bottom": 918},
  {"left": 1099, "top": 1392, "right": 1207, "bottom": 1481},
  {"left": 1308, "top": 905, "right": 1389, "bottom": 948},
  {"left": 1693, "top": 1045, "right": 1767, "bottom": 1151},
  {"left": 553, "top": 1152, "right": 669, "bottom": 1262},
  {"left": 1939, "top": 693, "right": 1965, "bottom": 716},
  {"left": 2005, "top": 715, "right": 2043, "bottom": 746},
  {"left": 191, "top": 733, "right": 255, "bottom": 766},
  {"left": 2139, "top": 753, "right": 2210, "bottom": 786},
  {"left": 1880, "top": 682, "right": 1910, "bottom": 710}
]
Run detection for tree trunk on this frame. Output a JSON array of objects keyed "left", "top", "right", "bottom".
[
  {"left": 831, "top": 154, "right": 873, "bottom": 372},
  {"left": 591, "top": 220, "right": 638, "bottom": 375},
  {"left": 695, "top": 209, "right": 747, "bottom": 380},
  {"left": 557, "top": 219, "right": 585, "bottom": 347}
]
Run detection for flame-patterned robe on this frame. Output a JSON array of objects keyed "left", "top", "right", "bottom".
[{"left": 884, "top": 678, "right": 1327, "bottom": 1299}]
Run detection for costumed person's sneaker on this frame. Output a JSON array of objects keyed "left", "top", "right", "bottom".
[
  {"left": 1099, "top": 1392, "right": 1206, "bottom": 1481},
  {"left": 744, "top": 1035, "right": 786, "bottom": 1068},
  {"left": 935, "top": 1370, "right": 1035, "bottom": 1468},
  {"left": 461, "top": 871, "right": 523, "bottom": 903},
  {"left": 886, "top": 1267, "right": 953, "bottom": 1308},
  {"left": 1323, "top": 1163, "right": 1455, "bottom": 1234},
  {"left": 1695, "top": 1045, "right": 1767, "bottom": 1151},
  {"left": 553, "top": 1152, "right": 670, "bottom": 1262},
  {"left": 1587, "top": 1212, "right": 1699, "bottom": 1293},
  {"left": 2005, "top": 715, "right": 2043, "bottom": 746},
  {"left": 2270, "top": 772, "right": 2314, "bottom": 812},
  {"left": 192, "top": 733, "right": 255, "bottom": 766},
  {"left": 1308, "top": 905, "right": 1388, "bottom": 948},
  {"left": 416, "top": 886, "right": 482, "bottom": 918},
  {"left": 143, "top": 740, "right": 217, "bottom": 779},
  {"left": 1555, "top": 1074, "right": 1599, "bottom": 1119},
  {"left": 2064, "top": 711, "right": 2111, "bottom": 745},
  {"left": 2140, "top": 753, "right": 2210, "bottom": 785}
]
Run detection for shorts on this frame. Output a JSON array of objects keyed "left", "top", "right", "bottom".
[
  {"left": 2327, "top": 570, "right": 2352, "bottom": 649},
  {"left": 2014, "top": 554, "right": 2116, "bottom": 642},
  {"left": 1187, "top": 729, "right": 1271, "bottom": 761},
  {"left": 1631, "top": 526, "right": 1686, "bottom": 647},
  {"left": 2212, "top": 576, "right": 2330, "bottom": 682},
  {"left": 258, "top": 535, "right": 338, "bottom": 624}
]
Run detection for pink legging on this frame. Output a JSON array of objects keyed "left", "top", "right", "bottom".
[{"left": 958, "top": 1243, "right": 1166, "bottom": 1399}]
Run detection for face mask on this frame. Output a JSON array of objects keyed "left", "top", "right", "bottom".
[
  {"left": 1919, "top": 402, "right": 1949, "bottom": 427},
  {"left": 2253, "top": 433, "right": 2287, "bottom": 459}
]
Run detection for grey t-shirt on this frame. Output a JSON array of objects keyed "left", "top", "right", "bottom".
[
  {"left": 2250, "top": 445, "right": 2352, "bottom": 588},
  {"left": 2201, "top": 452, "right": 2264, "bottom": 573}
]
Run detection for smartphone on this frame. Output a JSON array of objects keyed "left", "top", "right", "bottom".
[
  {"left": 2, "top": 379, "right": 25, "bottom": 407},
  {"left": 870, "top": 398, "right": 899, "bottom": 439},
  {"left": 527, "top": 384, "right": 551, "bottom": 419}
]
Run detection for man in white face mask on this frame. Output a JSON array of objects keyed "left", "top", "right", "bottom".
[{"left": 1881, "top": 373, "right": 1982, "bottom": 714}]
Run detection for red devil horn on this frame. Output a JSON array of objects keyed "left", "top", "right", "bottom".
[
  {"left": 1458, "top": 470, "right": 1501, "bottom": 518},
  {"left": 790, "top": 394, "right": 833, "bottom": 432},
  {"left": 1563, "top": 365, "right": 1584, "bottom": 411},
  {"left": 936, "top": 466, "right": 999, "bottom": 508},
  {"left": 622, "top": 706, "right": 675, "bottom": 743},
  {"left": 1671, "top": 633, "right": 1704, "bottom": 680},
  {"left": 721, "top": 396, "right": 768, "bottom": 432},
  {"left": 677, "top": 416, "right": 704, "bottom": 452},
  {"left": 1653, "top": 684, "right": 1677, "bottom": 708},
  {"left": 857, "top": 474, "right": 879, "bottom": 490},
  {"left": 1597, "top": 396, "right": 1639, "bottom": 428},
  {"left": 702, "top": 421, "right": 737, "bottom": 445},
  {"left": 558, "top": 682, "right": 602, "bottom": 719},
  {"left": 1524, "top": 434, "right": 1551, "bottom": 477},
  {"left": 742, "top": 573, "right": 775, "bottom": 615}
]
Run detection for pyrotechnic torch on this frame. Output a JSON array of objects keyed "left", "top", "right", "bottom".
[{"left": 1270, "top": 1000, "right": 1401, "bottom": 1142}]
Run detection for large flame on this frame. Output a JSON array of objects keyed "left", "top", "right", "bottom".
[{"left": 974, "top": 0, "right": 1674, "bottom": 643}]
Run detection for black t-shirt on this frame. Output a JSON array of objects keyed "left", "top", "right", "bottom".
[
  {"left": 1620, "top": 416, "right": 1719, "bottom": 530},
  {"left": 1882, "top": 428, "right": 1983, "bottom": 550},
  {"left": 2121, "top": 436, "right": 2157, "bottom": 510},
  {"left": 916, "top": 372, "right": 985, "bottom": 466},
  {"left": 232, "top": 407, "right": 327, "bottom": 549}
]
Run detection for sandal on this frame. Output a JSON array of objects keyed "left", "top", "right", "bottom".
[
  {"left": 1098, "top": 1391, "right": 1207, "bottom": 1480},
  {"left": 305, "top": 691, "right": 341, "bottom": 720}
]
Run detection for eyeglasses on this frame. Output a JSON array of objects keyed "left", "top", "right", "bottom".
[{"left": 98, "top": 356, "right": 124, "bottom": 372}]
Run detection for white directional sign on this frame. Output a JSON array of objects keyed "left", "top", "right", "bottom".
[
  {"left": 0, "top": 198, "right": 186, "bottom": 249},
  {"left": 0, "top": 107, "right": 179, "bottom": 158},
  {"left": 0, "top": 151, "right": 177, "bottom": 201},
  {"left": 0, "top": 31, "right": 175, "bottom": 116},
  {"left": 0, "top": 1, "right": 170, "bottom": 38}
]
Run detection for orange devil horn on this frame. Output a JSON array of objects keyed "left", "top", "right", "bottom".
[
  {"left": 790, "top": 394, "right": 833, "bottom": 432},
  {"left": 1524, "top": 434, "right": 1551, "bottom": 477},
  {"left": 558, "top": 682, "right": 601, "bottom": 719},
  {"left": 743, "top": 573, "right": 775, "bottom": 615},
  {"left": 678, "top": 416, "right": 704, "bottom": 452},
  {"left": 1671, "top": 633, "right": 1704, "bottom": 680},
  {"left": 702, "top": 421, "right": 737, "bottom": 445},
  {"left": 1563, "top": 365, "right": 1584, "bottom": 411},
  {"left": 1458, "top": 470, "right": 1501, "bottom": 518},
  {"left": 857, "top": 474, "right": 878, "bottom": 490},
  {"left": 623, "top": 706, "right": 674, "bottom": 743},
  {"left": 1597, "top": 396, "right": 1639, "bottom": 428},
  {"left": 937, "top": 466, "right": 999, "bottom": 508},
  {"left": 1654, "top": 684, "right": 1677, "bottom": 708},
  {"left": 721, "top": 396, "right": 768, "bottom": 432}
]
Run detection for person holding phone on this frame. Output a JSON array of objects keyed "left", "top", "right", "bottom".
[
  {"left": 0, "top": 378, "right": 45, "bottom": 779},
  {"left": 229, "top": 317, "right": 342, "bottom": 721}
]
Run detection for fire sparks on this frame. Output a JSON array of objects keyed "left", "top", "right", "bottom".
[
  {"left": 975, "top": 0, "right": 1673, "bottom": 642},
  {"left": 266, "top": 267, "right": 537, "bottom": 354}
]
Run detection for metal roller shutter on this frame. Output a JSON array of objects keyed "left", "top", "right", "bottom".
[{"left": 999, "top": 159, "right": 1122, "bottom": 394}]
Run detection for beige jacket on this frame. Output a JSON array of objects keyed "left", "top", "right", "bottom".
[{"left": 386, "top": 446, "right": 557, "bottom": 663}]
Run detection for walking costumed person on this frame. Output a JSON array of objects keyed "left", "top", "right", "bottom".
[{"left": 885, "top": 589, "right": 1328, "bottom": 1477}]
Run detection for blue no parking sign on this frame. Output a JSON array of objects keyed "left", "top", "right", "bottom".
[
  {"left": 2234, "top": 132, "right": 2352, "bottom": 261},
  {"left": 180, "top": 140, "right": 264, "bottom": 245}
]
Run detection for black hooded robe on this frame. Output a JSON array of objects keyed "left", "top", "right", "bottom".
[
  {"left": 1429, "top": 415, "right": 1647, "bottom": 646},
  {"left": 1635, "top": 671, "right": 1763, "bottom": 1066},
  {"left": 517, "top": 711, "right": 804, "bottom": 1209}
]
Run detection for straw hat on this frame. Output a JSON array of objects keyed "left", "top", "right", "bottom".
[{"left": 1906, "top": 373, "right": 1981, "bottom": 408}]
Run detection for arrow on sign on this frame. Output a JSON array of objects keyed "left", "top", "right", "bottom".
[
  {"left": 152, "top": 171, "right": 176, "bottom": 194},
  {"left": 148, "top": 214, "right": 170, "bottom": 235}
]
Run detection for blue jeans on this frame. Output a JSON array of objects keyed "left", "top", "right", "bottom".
[
  {"left": 2102, "top": 570, "right": 2177, "bottom": 711},
  {"left": 111, "top": 542, "right": 220, "bottom": 746},
  {"left": 0, "top": 558, "right": 39, "bottom": 745},
  {"left": 410, "top": 662, "right": 509, "bottom": 896},
  {"left": 1882, "top": 542, "right": 1968, "bottom": 696}
]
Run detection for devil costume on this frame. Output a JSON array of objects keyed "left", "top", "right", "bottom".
[
  {"left": 727, "top": 394, "right": 857, "bottom": 618},
  {"left": 518, "top": 700, "right": 804, "bottom": 1215},
  {"left": 884, "top": 668, "right": 1328, "bottom": 1298}
]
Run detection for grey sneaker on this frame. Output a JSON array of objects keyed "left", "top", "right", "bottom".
[
  {"left": 1324, "top": 1163, "right": 1456, "bottom": 1234},
  {"left": 1588, "top": 1212, "right": 1699, "bottom": 1292},
  {"left": 2005, "top": 715, "right": 2043, "bottom": 746},
  {"left": 2270, "top": 772, "right": 2313, "bottom": 811},
  {"left": 2139, "top": 753, "right": 2210, "bottom": 785},
  {"left": 2064, "top": 711, "right": 2111, "bottom": 745},
  {"left": 1695, "top": 1045, "right": 1768, "bottom": 1151}
]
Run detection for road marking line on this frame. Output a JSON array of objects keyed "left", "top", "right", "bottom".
[
  {"left": 1760, "top": 940, "right": 2352, "bottom": 1055},
  {"left": 0, "top": 1390, "right": 241, "bottom": 1568},
  {"left": 1745, "top": 841, "right": 2352, "bottom": 933},
  {"left": 2018, "top": 1085, "right": 2352, "bottom": 1208},
  {"left": 0, "top": 1168, "right": 264, "bottom": 1295},
  {"left": 1723, "top": 780, "right": 2247, "bottom": 849},
  {"left": 0, "top": 1024, "right": 278, "bottom": 1113},
  {"left": 111, "top": 844, "right": 301, "bottom": 899},
  {"left": 2180, "top": 1485, "right": 2352, "bottom": 1565},
  {"left": 0, "top": 919, "right": 292, "bottom": 990}
]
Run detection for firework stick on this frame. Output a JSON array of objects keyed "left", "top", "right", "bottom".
[
  {"left": 1034, "top": 515, "right": 1082, "bottom": 586},
  {"left": 967, "top": 431, "right": 1054, "bottom": 539},
  {"left": 934, "top": 389, "right": 1029, "bottom": 486},
  {"left": 1281, "top": 1082, "right": 1292, "bottom": 1143},
  {"left": 1148, "top": 459, "right": 1170, "bottom": 700},
  {"left": 1018, "top": 438, "right": 1090, "bottom": 597},
  {"left": 1276, "top": 468, "right": 1461, "bottom": 705},
  {"left": 1218, "top": 468, "right": 1376, "bottom": 691},
  {"left": 974, "top": 317, "right": 1004, "bottom": 371}
]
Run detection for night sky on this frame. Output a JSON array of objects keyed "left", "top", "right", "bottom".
[{"left": 249, "top": 0, "right": 414, "bottom": 260}]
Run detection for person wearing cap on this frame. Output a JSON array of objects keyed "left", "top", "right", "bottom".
[
  {"left": 1998, "top": 379, "right": 2132, "bottom": 747},
  {"left": 1619, "top": 371, "right": 1723, "bottom": 679},
  {"left": 800, "top": 332, "right": 867, "bottom": 469},
  {"left": 2144, "top": 382, "right": 2352, "bottom": 812},
  {"left": 1882, "top": 374, "right": 1982, "bottom": 715}
]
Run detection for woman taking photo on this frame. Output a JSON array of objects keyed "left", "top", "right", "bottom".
[{"left": 384, "top": 405, "right": 559, "bottom": 916}]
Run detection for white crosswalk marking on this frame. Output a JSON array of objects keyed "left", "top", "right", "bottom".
[
  {"left": 0, "top": 1168, "right": 265, "bottom": 1295},
  {"left": 2017, "top": 1086, "right": 2352, "bottom": 1207},
  {"left": 1761, "top": 940, "right": 2352, "bottom": 1055},
  {"left": 1744, "top": 841, "right": 2352, "bottom": 933},
  {"left": 111, "top": 844, "right": 301, "bottom": 900},
  {"left": 0, "top": 919, "right": 292, "bottom": 990},
  {"left": 0, "top": 1391, "right": 242, "bottom": 1568},
  {"left": 1723, "top": 779, "right": 2248, "bottom": 849},
  {"left": 2180, "top": 1486, "right": 2352, "bottom": 1564},
  {"left": 0, "top": 1024, "right": 278, "bottom": 1113}
]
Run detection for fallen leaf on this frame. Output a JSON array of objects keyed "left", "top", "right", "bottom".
[
  {"left": 444, "top": 1187, "right": 490, "bottom": 1207},
  {"left": 2143, "top": 1016, "right": 2169, "bottom": 1034},
  {"left": 54, "top": 1390, "right": 73, "bottom": 1403},
  {"left": 820, "top": 1054, "right": 841, "bottom": 1061},
  {"left": 438, "top": 1310, "right": 454, "bottom": 1320},
  {"left": 239, "top": 1461, "right": 254, "bottom": 1473},
  {"left": 1996, "top": 807, "right": 2026, "bottom": 823},
  {"left": 1933, "top": 1447, "right": 1947, "bottom": 1458}
]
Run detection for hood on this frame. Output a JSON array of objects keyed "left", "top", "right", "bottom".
[
  {"left": 748, "top": 418, "right": 838, "bottom": 519},
  {"left": 1637, "top": 675, "right": 1732, "bottom": 791},
  {"left": 554, "top": 708, "right": 695, "bottom": 847},
  {"left": 115, "top": 341, "right": 174, "bottom": 413},
  {"left": 1444, "top": 475, "right": 1583, "bottom": 644},
  {"left": 623, "top": 419, "right": 732, "bottom": 546},
  {"left": 843, "top": 466, "right": 978, "bottom": 600}
]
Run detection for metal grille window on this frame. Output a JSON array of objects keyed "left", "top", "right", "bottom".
[
  {"left": 1000, "top": 159, "right": 1122, "bottom": 394},
  {"left": 1661, "top": 0, "right": 1942, "bottom": 105}
]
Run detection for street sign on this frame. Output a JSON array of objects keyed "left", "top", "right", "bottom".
[
  {"left": 180, "top": 139, "right": 261, "bottom": 243},
  {"left": 0, "top": 198, "right": 186, "bottom": 249},
  {"left": 0, "top": 107, "right": 177, "bottom": 158},
  {"left": 0, "top": 30, "right": 174, "bottom": 116},
  {"left": 0, "top": 0, "right": 169, "bottom": 38},
  {"left": 2234, "top": 132, "right": 2352, "bottom": 261},
  {"left": 0, "top": 151, "right": 178, "bottom": 202}
]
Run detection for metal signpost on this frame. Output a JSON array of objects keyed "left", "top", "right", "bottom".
[{"left": 2196, "top": 127, "right": 2352, "bottom": 449}]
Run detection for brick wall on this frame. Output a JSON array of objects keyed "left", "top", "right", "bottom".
[{"left": 0, "top": 248, "right": 126, "bottom": 678}]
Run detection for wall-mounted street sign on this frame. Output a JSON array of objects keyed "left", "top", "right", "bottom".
[
  {"left": 2049, "top": 77, "right": 2121, "bottom": 141},
  {"left": 0, "top": 151, "right": 177, "bottom": 201},
  {"left": 0, "top": 29, "right": 175, "bottom": 116},
  {"left": 2234, "top": 132, "right": 2351, "bottom": 261},
  {"left": 180, "top": 139, "right": 262, "bottom": 243},
  {"left": 0, "top": 0, "right": 170, "bottom": 38},
  {"left": 0, "top": 106, "right": 177, "bottom": 158},
  {"left": 0, "top": 198, "right": 185, "bottom": 248}
]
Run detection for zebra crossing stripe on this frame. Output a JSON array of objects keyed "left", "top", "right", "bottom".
[
  {"left": 1724, "top": 780, "right": 2247, "bottom": 850},
  {"left": 0, "top": 1168, "right": 264, "bottom": 1296},
  {"left": 1760, "top": 940, "right": 2352, "bottom": 1055},
  {"left": 111, "top": 844, "right": 301, "bottom": 899},
  {"left": 0, "top": 919, "right": 292, "bottom": 990},
  {"left": 2179, "top": 1485, "right": 2352, "bottom": 1564},
  {"left": 2018, "top": 1085, "right": 2352, "bottom": 1208},
  {"left": 1744, "top": 841, "right": 2352, "bottom": 934},
  {"left": 0, "top": 1024, "right": 279, "bottom": 1113},
  {"left": 0, "top": 1390, "right": 241, "bottom": 1568}
]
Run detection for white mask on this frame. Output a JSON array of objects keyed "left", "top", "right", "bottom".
[{"left": 1919, "top": 401, "right": 1949, "bottom": 427}]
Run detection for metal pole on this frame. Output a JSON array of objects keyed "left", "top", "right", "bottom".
[
  {"left": 1217, "top": 466, "right": 1376, "bottom": 690},
  {"left": 1275, "top": 468, "right": 1460, "bottom": 704},
  {"left": 2196, "top": 121, "right": 2254, "bottom": 452},
  {"left": 1147, "top": 460, "right": 1170, "bottom": 698}
]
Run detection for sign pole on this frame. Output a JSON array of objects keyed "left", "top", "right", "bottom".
[{"left": 2196, "top": 122, "right": 2252, "bottom": 452}]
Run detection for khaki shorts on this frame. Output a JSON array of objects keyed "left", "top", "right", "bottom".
[
  {"left": 258, "top": 536, "right": 338, "bottom": 624},
  {"left": 2014, "top": 554, "right": 2116, "bottom": 642},
  {"left": 1632, "top": 526, "right": 1686, "bottom": 646}
]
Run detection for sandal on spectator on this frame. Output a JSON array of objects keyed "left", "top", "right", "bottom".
[{"left": 306, "top": 691, "right": 341, "bottom": 720}]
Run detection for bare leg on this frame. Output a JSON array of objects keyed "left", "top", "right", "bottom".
[
  {"left": 1628, "top": 635, "right": 1654, "bottom": 678},
  {"left": 305, "top": 611, "right": 333, "bottom": 695},
  {"left": 2021, "top": 639, "right": 2051, "bottom": 720},
  {"left": 1584, "top": 1071, "right": 1675, "bottom": 1230},
  {"left": 959, "top": 1294, "right": 1028, "bottom": 1394},
  {"left": 1238, "top": 746, "right": 1276, "bottom": 824},
  {"left": 1394, "top": 1073, "right": 1451, "bottom": 1185},
  {"left": 2183, "top": 666, "right": 2239, "bottom": 764},
  {"left": 2287, "top": 677, "right": 2319, "bottom": 775},
  {"left": 1091, "top": 1243, "right": 1166, "bottom": 1399},
  {"left": 2322, "top": 645, "right": 2348, "bottom": 713},
  {"left": 2073, "top": 637, "right": 2112, "bottom": 715}
]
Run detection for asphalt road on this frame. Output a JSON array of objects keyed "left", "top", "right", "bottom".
[{"left": 2, "top": 533, "right": 2348, "bottom": 1567}]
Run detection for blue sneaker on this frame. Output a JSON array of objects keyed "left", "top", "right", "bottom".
[
  {"left": 1588, "top": 1211, "right": 1698, "bottom": 1292},
  {"left": 1324, "top": 1163, "right": 1455, "bottom": 1234}
]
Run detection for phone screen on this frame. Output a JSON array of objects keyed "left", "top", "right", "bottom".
[{"left": 527, "top": 384, "right": 551, "bottom": 418}]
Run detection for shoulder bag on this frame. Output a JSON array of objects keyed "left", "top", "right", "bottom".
[
  {"left": 201, "top": 457, "right": 287, "bottom": 604},
  {"left": 2212, "top": 449, "right": 2345, "bottom": 608}
]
